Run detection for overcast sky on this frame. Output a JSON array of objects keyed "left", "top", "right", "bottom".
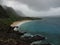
[{"left": 0, "top": 0, "right": 60, "bottom": 17}]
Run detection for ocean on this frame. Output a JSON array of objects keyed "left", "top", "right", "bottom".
[{"left": 18, "top": 17, "right": 60, "bottom": 45}]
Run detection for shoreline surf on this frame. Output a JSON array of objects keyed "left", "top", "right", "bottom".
[{"left": 11, "top": 20, "right": 32, "bottom": 31}]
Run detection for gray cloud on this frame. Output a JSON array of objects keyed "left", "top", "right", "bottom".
[
  {"left": 0, "top": 0, "right": 2, "bottom": 5},
  {"left": 1, "top": 0, "right": 60, "bottom": 11},
  {"left": 17, "top": 0, "right": 60, "bottom": 11},
  {"left": 0, "top": 0, "right": 60, "bottom": 17}
]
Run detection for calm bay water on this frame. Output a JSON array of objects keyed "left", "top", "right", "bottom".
[{"left": 18, "top": 17, "right": 60, "bottom": 45}]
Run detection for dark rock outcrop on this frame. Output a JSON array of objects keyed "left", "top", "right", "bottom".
[
  {"left": 0, "top": 25, "right": 53, "bottom": 45},
  {"left": 40, "top": 43, "right": 52, "bottom": 45},
  {"left": 20, "top": 34, "right": 46, "bottom": 43},
  {"left": 32, "top": 35, "right": 45, "bottom": 41}
]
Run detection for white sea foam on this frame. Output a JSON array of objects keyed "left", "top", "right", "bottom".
[
  {"left": 21, "top": 33, "right": 34, "bottom": 38},
  {"left": 11, "top": 20, "right": 32, "bottom": 31},
  {"left": 31, "top": 41, "right": 42, "bottom": 45}
]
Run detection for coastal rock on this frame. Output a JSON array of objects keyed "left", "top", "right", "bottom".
[
  {"left": 21, "top": 33, "right": 33, "bottom": 37},
  {"left": 32, "top": 35, "right": 46, "bottom": 41},
  {"left": 20, "top": 33, "right": 33, "bottom": 43},
  {"left": 20, "top": 33, "right": 46, "bottom": 43},
  {"left": 31, "top": 40, "right": 53, "bottom": 45}
]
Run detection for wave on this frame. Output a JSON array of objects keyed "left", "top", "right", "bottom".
[{"left": 11, "top": 20, "right": 32, "bottom": 31}]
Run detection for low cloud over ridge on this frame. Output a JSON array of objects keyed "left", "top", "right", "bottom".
[{"left": 1, "top": 0, "right": 60, "bottom": 17}]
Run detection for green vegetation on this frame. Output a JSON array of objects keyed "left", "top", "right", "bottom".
[
  {"left": 0, "top": 5, "right": 41, "bottom": 33},
  {"left": 0, "top": 5, "right": 42, "bottom": 45},
  {"left": 0, "top": 5, "right": 41, "bottom": 25}
]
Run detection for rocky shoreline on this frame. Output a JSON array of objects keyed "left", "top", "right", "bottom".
[{"left": 0, "top": 25, "right": 53, "bottom": 45}]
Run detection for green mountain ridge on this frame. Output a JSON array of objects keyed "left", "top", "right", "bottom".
[{"left": 0, "top": 5, "right": 41, "bottom": 30}]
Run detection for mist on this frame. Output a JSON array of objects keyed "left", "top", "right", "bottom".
[{"left": 0, "top": 0, "right": 60, "bottom": 17}]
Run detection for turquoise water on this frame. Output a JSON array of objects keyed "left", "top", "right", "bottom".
[{"left": 18, "top": 17, "right": 60, "bottom": 45}]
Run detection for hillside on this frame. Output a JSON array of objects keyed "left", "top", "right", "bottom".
[
  {"left": 0, "top": 5, "right": 41, "bottom": 25},
  {"left": 0, "top": 5, "right": 9, "bottom": 18}
]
